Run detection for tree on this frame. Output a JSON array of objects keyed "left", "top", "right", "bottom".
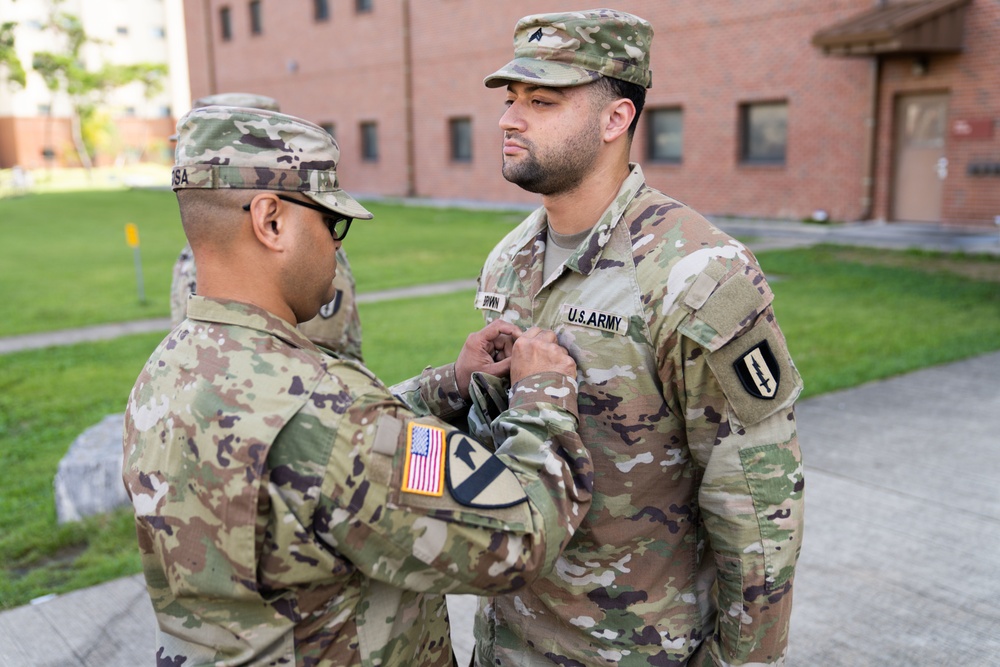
[
  {"left": 0, "top": 20, "right": 27, "bottom": 89},
  {"left": 31, "top": 1, "right": 167, "bottom": 170}
]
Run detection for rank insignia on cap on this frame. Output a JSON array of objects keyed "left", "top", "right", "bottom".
[
  {"left": 447, "top": 433, "right": 528, "bottom": 509},
  {"left": 734, "top": 340, "right": 780, "bottom": 399},
  {"left": 318, "top": 290, "right": 343, "bottom": 319},
  {"left": 402, "top": 423, "right": 446, "bottom": 496}
]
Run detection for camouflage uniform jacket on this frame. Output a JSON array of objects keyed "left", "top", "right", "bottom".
[
  {"left": 123, "top": 296, "right": 592, "bottom": 667},
  {"left": 169, "top": 244, "right": 365, "bottom": 362},
  {"left": 473, "top": 164, "right": 805, "bottom": 666}
]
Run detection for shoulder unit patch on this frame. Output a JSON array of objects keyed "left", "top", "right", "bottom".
[
  {"left": 447, "top": 433, "right": 528, "bottom": 509},
  {"left": 733, "top": 340, "right": 780, "bottom": 399},
  {"left": 318, "top": 290, "right": 343, "bottom": 319}
]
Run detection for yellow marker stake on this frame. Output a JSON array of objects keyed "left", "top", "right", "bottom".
[
  {"left": 125, "top": 223, "right": 146, "bottom": 303},
  {"left": 125, "top": 222, "right": 140, "bottom": 248}
]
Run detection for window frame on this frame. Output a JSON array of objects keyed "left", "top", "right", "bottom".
[
  {"left": 356, "top": 0, "right": 373, "bottom": 13},
  {"left": 646, "top": 106, "right": 684, "bottom": 164},
  {"left": 360, "top": 121, "right": 379, "bottom": 162},
  {"left": 220, "top": 6, "right": 232, "bottom": 41},
  {"left": 449, "top": 117, "right": 473, "bottom": 163},
  {"left": 314, "top": 0, "right": 330, "bottom": 22},
  {"left": 739, "top": 100, "right": 788, "bottom": 165},
  {"left": 249, "top": 0, "right": 262, "bottom": 36}
]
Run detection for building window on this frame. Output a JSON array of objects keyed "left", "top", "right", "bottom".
[
  {"left": 116, "top": 26, "right": 129, "bottom": 36},
  {"left": 249, "top": 0, "right": 262, "bottom": 35},
  {"left": 356, "top": 0, "right": 373, "bottom": 13},
  {"left": 160, "top": 105, "right": 172, "bottom": 118},
  {"left": 320, "top": 122, "right": 336, "bottom": 138},
  {"left": 123, "top": 107, "right": 137, "bottom": 118},
  {"left": 314, "top": 0, "right": 330, "bottom": 21},
  {"left": 740, "top": 101, "right": 787, "bottom": 164},
  {"left": 449, "top": 117, "right": 472, "bottom": 162},
  {"left": 38, "top": 104, "right": 51, "bottom": 116},
  {"left": 151, "top": 26, "right": 166, "bottom": 38},
  {"left": 361, "top": 122, "right": 378, "bottom": 161},
  {"left": 647, "top": 108, "right": 683, "bottom": 163},
  {"left": 220, "top": 7, "right": 232, "bottom": 41}
]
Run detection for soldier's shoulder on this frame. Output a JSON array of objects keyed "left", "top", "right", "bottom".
[{"left": 626, "top": 184, "right": 732, "bottom": 251}]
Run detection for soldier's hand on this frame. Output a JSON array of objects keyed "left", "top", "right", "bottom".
[
  {"left": 510, "top": 327, "right": 577, "bottom": 385},
  {"left": 455, "top": 319, "right": 523, "bottom": 400}
]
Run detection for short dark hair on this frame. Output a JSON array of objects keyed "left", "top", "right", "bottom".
[{"left": 593, "top": 76, "right": 646, "bottom": 138}]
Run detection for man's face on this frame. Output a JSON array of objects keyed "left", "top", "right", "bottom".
[
  {"left": 280, "top": 195, "right": 342, "bottom": 321},
  {"left": 499, "top": 81, "right": 604, "bottom": 196}
]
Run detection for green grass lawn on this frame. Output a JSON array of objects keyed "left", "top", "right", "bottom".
[
  {"left": 1, "top": 187, "right": 999, "bottom": 609},
  {"left": 0, "top": 189, "right": 525, "bottom": 337}
]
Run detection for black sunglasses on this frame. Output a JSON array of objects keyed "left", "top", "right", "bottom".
[{"left": 242, "top": 194, "right": 353, "bottom": 241}]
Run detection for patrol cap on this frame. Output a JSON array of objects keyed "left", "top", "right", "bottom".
[
  {"left": 484, "top": 9, "right": 653, "bottom": 89},
  {"left": 169, "top": 92, "right": 280, "bottom": 141},
  {"left": 171, "top": 106, "right": 373, "bottom": 220},
  {"left": 191, "top": 92, "right": 280, "bottom": 111}
]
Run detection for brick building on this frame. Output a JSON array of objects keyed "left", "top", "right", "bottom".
[{"left": 181, "top": 0, "right": 999, "bottom": 226}]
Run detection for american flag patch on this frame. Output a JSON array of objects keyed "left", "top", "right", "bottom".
[{"left": 402, "top": 423, "right": 446, "bottom": 496}]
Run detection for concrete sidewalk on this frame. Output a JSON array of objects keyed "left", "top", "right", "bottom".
[
  {"left": 3, "top": 351, "right": 998, "bottom": 666},
  {"left": 0, "top": 279, "right": 480, "bottom": 355}
]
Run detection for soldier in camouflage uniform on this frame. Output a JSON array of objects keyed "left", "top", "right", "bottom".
[
  {"left": 471, "top": 10, "right": 805, "bottom": 666},
  {"left": 168, "top": 93, "right": 364, "bottom": 362},
  {"left": 123, "top": 106, "right": 594, "bottom": 666}
]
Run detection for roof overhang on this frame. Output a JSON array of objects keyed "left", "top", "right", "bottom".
[{"left": 812, "top": 0, "right": 971, "bottom": 57}]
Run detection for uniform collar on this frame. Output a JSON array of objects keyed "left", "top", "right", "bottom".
[
  {"left": 508, "top": 163, "right": 647, "bottom": 286},
  {"left": 185, "top": 296, "right": 320, "bottom": 352}
]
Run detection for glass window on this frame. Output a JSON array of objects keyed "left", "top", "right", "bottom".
[
  {"left": 116, "top": 26, "right": 129, "bottom": 36},
  {"left": 249, "top": 0, "right": 262, "bottom": 35},
  {"left": 220, "top": 7, "right": 232, "bottom": 41},
  {"left": 356, "top": 0, "right": 373, "bottom": 13},
  {"left": 449, "top": 118, "right": 472, "bottom": 162},
  {"left": 740, "top": 101, "right": 787, "bottom": 164},
  {"left": 361, "top": 122, "right": 378, "bottom": 161},
  {"left": 314, "top": 0, "right": 330, "bottom": 21},
  {"left": 320, "top": 123, "right": 336, "bottom": 138},
  {"left": 647, "top": 108, "right": 683, "bottom": 162}
]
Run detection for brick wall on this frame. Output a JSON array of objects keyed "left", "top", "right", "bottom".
[
  {"left": 182, "top": 0, "right": 999, "bottom": 226},
  {"left": 875, "top": 1, "right": 1000, "bottom": 226}
]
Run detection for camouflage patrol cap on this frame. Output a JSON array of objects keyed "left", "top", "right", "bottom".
[
  {"left": 171, "top": 106, "right": 373, "bottom": 220},
  {"left": 191, "top": 92, "right": 280, "bottom": 111},
  {"left": 484, "top": 9, "right": 653, "bottom": 89},
  {"left": 169, "top": 92, "right": 280, "bottom": 141}
]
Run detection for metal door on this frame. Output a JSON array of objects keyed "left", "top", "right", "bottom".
[{"left": 893, "top": 94, "right": 948, "bottom": 222}]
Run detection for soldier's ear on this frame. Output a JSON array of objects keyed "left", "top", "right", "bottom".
[
  {"left": 602, "top": 97, "right": 635, "bottom": 144},
  {"left": 246, "top": 193, "right": 287, "bottom": 251}
]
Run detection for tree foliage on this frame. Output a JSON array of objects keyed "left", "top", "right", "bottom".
[
  {"left": 0, "top": 20, "right": 27, "bottom": 88},
  {"left": 30, "top": 1, "right": 167, "bottom": 169}
]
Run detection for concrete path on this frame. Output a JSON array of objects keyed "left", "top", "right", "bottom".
[
  {"left": 0, "top": 279, "right": 480, "bottom": 355},
  {"left": 2, "top": 351, "right": 998, "bottom": 666},
  {"left": 2, "top": 218, "right": 997, "bottom": 356}
]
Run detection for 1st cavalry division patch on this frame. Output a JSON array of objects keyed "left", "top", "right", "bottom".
[
  {"left": 447, "top": 433, "right": 528, "bottom": 509},
  {"left": 734, "top": 340, "right": 780, "bottom": 399}
]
